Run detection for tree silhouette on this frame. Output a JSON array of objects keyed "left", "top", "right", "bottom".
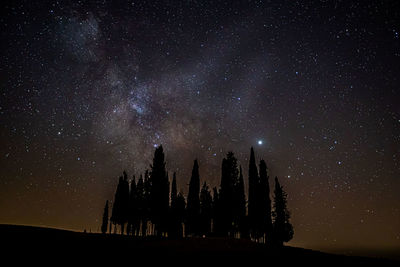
[
  {"left": 212, "top": 186, "right": 221, "bottom": 235},
  {"left": 150, "top": 146, "right": 169, "bottom": 237},
  {"left": 128, "top": 175, "right": 138, "bottom": 235},
  {"left": 135, "top": 174, "right": 145, "bottom": 236},
  {"left": 143, "top": 170, "right": 151, "bottom": 236},
  {"left": 259, "top": 160, "right": 272, "bottom": 243},
  {"left": 199, "top": 182, "right": 212, "bottom": 236},
  {"left": 248, "top": 147, "right": 260, "bottom": 239},
  {"left": 101, "top": 200, "right": 109, "bottom": 234},
  {"left": 120, "top": 171, "right": 130, "bottom": 234},
  {"left": 169, "top": 172, "right": 181, "bottom": 238},
  {"left": 175, "top": 192, "right": 186, "bottom": 237},
  {"left": 171, "top": 172, "right": 178, "bottom": 212},
  {"left": 164, "top": 171, "right": 170, "bottom": 235},
  {"left": 272, "top": 176, "right": 294, "bottom": 246},
  {"left": 236, "top": 166, "right": 247, "bottom": 238},
  {"left": 186, "top": 159, "right": 200, "bottom": 236},
  {"left": 219, "top": 152, "right": 239, "bottom": 236},
  {"left": 103, "top": 145, "right": 294, "bottom": 242}
]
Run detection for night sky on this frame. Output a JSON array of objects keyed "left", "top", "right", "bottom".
[{"left": 1, "top": 0, "right": 399, "bottom": 253}]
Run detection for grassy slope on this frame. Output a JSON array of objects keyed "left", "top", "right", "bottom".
[{"left": 0, "top": 224, "right": 397, "bottom": 266}]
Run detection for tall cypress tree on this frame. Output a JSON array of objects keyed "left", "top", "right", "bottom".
[
  {"left": 248, "top": 147, "right": 260, "bottom": 239},
  {"left": 171, "top": 172, "right": 178, "bottom": 211},
  {"left": 236, "top": 166, "right": 246, "bottom": 217},
  {"left": 150, "top": 146, "right": 169, "bottom": 236},
  {"left": 164, "top": 171, "right": 170, "bottom": 235},
  {"left": 135, "top": 174, "right": 145, "bottom": 236},
  {"left": 175, "top": 192, "right": 186, "bottom": 237},
  {"left": 120, "top": 171, "right": 130, "bottom": 234},
  {"left": 199, "top": 182, "right": 212, "bottom": 236},
  {"left": 101, "top": 200, "right": 109, "bottom": 234},
  {"left": 220, "top": 159, "right": 227, "bottom": 236},
  {"left": 236, "top": 166, "right": 247, "bottom": 237},
  {"left": 212, "top": 187, "right": 221, "bottom": 235},
  {"left": 259, "top": 159, "right": 272, "bottom": 242},
  {"left": 143, "top": 170, "right": 151, "bottom": 236},
  {"left": 169, "top": 172, "right": 179, "bottom": 237},
  {"left": 186, "top": 159, "right": 200, "bottom": 236},
  {"left": 128, "top": 175, "right": 137, "bottom": 235},
  {"left": 219, "top": 152, "right": 239, "bottom": 236},
  {"left": 272, "top": 177, "right": 294, "bottom": 246}
]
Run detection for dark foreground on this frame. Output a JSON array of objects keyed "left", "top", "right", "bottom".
[{"left": 1, "top": 224, "right": 397, "bottom": 266}]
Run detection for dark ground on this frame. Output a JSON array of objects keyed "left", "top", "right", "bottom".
[{"left": 0, "top": 224, "right": 398, "bottom": 266}]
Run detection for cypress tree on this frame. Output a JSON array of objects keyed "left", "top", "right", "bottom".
[
  {"left": 236, "top": 166, "right": 247, "bottom": 238},
  {"left": 186, "top": 159, "right": 200, "bottom": 236},
  {"left": 248, "top": 147, "right": 260, "bottom": 239},
  {"left": 109, "top": 173, "right": 129, "bottom": 235},
  {"left": 236, "top": 166, "right": 246, "bottom": 217},
  {"left": 272, "top": 177, "right": 294, "bottom": 246},
  {"left": 120, "top": 171, "right": 130, "bottom": 234},
  {"left": 163, "top": 171, "right": 170, "bottom": 235},
  {"left": 169, "top": 172, "right": 179, "bottom": 237},
  {"left": 128, "top": 175, "right": 137, "bottom": 235},
  {"left": 219, "top": 152, "right": 239, "bottom": 236},
  {"left": 143, "top": 170, "right": 151, "bottom": 236},
  {"left": 150, "top": 146, "right": 169, "bottom": 236},
  {"left": 219, "top": 157, "right": 229, "bottom": 235},
  {"left": 212, "top": 187, "right": 221, "bottom": 235},
  {"left": 199, "top": 182, "right": 212, "bottom": 236},
  {"left": 171, "top": 172, "right": 178, "bottom": 211},
  {"left": 175, "top": 192, "right": 186, "bottom": 237},
  {"left": 136, "top": 174, "right": 145, "bottom": 236},
  {"left": 259, "top": 160, "right": 272, "bottom": 243},
  {"left": 101, "top": 200, "right": 109, "bottom": 234}
]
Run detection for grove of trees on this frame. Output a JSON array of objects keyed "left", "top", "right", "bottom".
[{"left": 101, "top": 145, "right": 293, "bottom": 246}]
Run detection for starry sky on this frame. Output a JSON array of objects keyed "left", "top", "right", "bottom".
[{"left": 1, "top": 0, "right": 399, "bottom": 254}]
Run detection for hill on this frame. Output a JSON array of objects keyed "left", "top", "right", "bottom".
[{"left": 0, "top": 224, "right": 397, "bottom": 266}]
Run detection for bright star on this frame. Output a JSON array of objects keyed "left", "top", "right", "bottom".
[{"left": 258, "top": 140, "right": 263, "bottom": 145}]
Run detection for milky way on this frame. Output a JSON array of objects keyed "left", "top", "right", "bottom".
[{"left": 0, "top": 1, "right": 399, "bottom": 253}]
